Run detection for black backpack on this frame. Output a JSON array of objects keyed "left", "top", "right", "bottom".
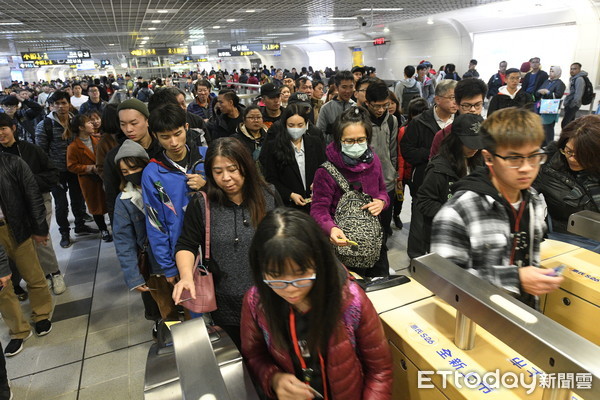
[
  {"left": 581, "top": 76, "right": 595, "bottom": 106},
  {"left": 137, "top": 88, "right": 150, "bottom": 102},
  {"left": 321, "top": 162, "right": 383, "bottom": 270},
  {"left": 401, "top": 83, "right": 421, "bottom": 114}
]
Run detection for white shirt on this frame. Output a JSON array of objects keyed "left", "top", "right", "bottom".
[
  {"left": 292, "top": 139, "right": 306, "bottom": 189},
  {"left": 70, "top": 95, "right": 89, "bottom": 111}
]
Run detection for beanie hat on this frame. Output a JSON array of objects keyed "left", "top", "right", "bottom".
[
  {"left": 114, "top": 139, "right": 149, "bottom": 164},
  {"left": 117, "top": 98, "right": 149, "bottom": 118}
]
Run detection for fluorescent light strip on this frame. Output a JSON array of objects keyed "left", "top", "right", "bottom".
[
  {"left": 327, "top": 17, "right": 356, "bottom": 20},
  {"left": 360, "top": 8, "right": 403, "bottom": 11}
]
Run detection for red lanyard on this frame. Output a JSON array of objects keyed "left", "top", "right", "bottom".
[
  {"left": 489, "top": 166, "right": 527, "bottom": 265},
  {"left": 289, "top": 308, "right": 329, "bottom": 400}
]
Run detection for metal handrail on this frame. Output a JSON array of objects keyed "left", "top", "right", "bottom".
[
  {"left": 410, "top": 253, "right": 600, "bottom": 399},
  {"left": 171, "top": 318, "right": 232, "bottom": 399},
  {"left": 219, "top": 82, "right": 261, "bottom": 90},
  {"left": 568, "top": 210, "right": 600, "bottom": 241}
]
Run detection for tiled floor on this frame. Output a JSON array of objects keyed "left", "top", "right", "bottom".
[
  {"left": 0, "top": 218, "right": 154, "bottom": 400},
  {"left": 0, "top": 188, "right": 415, "bottom": 399}
]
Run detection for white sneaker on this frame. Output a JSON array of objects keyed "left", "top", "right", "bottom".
[
  {"left": 46, "top": 277, "right": 52, "bottom": 290},
  {"left": 51, "top": 274, "right": 66, "bottom": 295}
]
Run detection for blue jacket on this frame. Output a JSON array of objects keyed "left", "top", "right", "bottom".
[
  {"left": 142, "top": 146, "right": 207, "bottom": 278},
  {"left": 113, "top": 189, "right": 161, "bottom": 289}
]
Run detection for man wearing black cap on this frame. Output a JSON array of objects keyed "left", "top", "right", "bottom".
[
  {"left": 407, "top": 114, "right": 484, "bottom": 259},
  {"left": 260, "top": 83, "right": 284, "bottom": 130},
  {"left": 351, "top": 66, "right": 365, "bottom": 83}
]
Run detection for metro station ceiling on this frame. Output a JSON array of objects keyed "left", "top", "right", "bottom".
[{"left": 0, "top": 0, "right": 505, "bottom": 58}]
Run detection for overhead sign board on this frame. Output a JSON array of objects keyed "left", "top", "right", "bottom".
[
  {"left": 230, "top": 43, "right": 280, "bottom": 52},
  {"left": 20, "top": 50, "right": 91, "bottom": 61},
  {"left": 130, "top": 47, "right": 189, "bottom": 57},
  {"left": 100, "top": 59, "right": 111, "bottom": 67}
]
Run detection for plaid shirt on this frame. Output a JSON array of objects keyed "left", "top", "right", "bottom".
[{"left": 431, "top": 188, "right": 545, "bottom": 297}]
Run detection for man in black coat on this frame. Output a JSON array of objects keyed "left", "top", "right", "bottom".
[
  {"left": 521, "top": 57, "right": 549, "bottom": 101},
  {"left": 401, "top": 79, "right": 458, "bottom": 195},
  {"left": 0, "top": 153, "right": 53, "bottom": 357},
  {"left": 0, "top": 113, "right": 67, "bottom": 295}
]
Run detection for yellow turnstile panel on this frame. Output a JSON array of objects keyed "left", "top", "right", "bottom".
[
  {"left": 540, "top": 247, "right": 600, "bottom": 345},
  {"left": 540, "top": 239, "right": 580, "bottom": 260},
  {"left": 381, "top": 297, "right": 548, "bottom": 400},
  {"left": 367, "top": 277, "right": 434, "bottom": 314}
]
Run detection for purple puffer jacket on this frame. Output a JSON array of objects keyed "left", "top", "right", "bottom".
[{"left": 311, "top": 142, "right": 389, "bottom": 235}]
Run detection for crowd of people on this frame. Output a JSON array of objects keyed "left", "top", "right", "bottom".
[{"left": 0, "top": 55, "right": 597, "bottom": 399}]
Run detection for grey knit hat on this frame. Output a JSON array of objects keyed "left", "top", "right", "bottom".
[
  {"left": 114, "top": 139, "right": 149, "bottom": 164},
  {"left": 117, "top": 98, "right": 149, "bottom": 118}
]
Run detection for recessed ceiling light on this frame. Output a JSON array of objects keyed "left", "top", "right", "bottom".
[
  {"left": 151, "top": 20, "right": 161, "bottom": 23},
  {"left": 157, "top": 9, "right": 168, "bottom": 13},
  {"left": 213, "top": 25, "right": 220, "bottom": 29},
  {"left": 383, "top": 27, "right": 390, "bottom": 33},
  {"left": 246, "top": 9, "right": 255, "bottom": 13},
  {"left": 226, "top": 19, "right": 236, "bottom": 22},
  {"left": 360, "top": 8, "right": 403, "bottom": 11},
  {"left": 108, "top": 43, "right": 115, "bottom": 46},
  {"left": 427, "top": 18, "right": 434, "bottom": 25},
  {"left": 148, "top": 27, "right": 157, "bottom": 30},
  {"left": 142, "top": 36, "right": 150, "bottom": 40},
  {"left": 140, "top": 41, "right": 147, "bottom": 44}
]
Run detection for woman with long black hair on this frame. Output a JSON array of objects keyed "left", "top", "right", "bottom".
[
  {"left": 241, "top": 208, "right": 392, "bottom": 400},
  {"left": 260, "top": 103, "right": 326, "bottom": 211},
  {"left": 172, "top": 137, "right": 281, "bottom": 347}
]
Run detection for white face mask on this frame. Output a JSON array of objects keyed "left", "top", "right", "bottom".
[
  {"left": 288, "top": 126, "right": 306, "bottom": 140},
  {"left": 341, "top": 142, "right": 368, "bottom": 159}
]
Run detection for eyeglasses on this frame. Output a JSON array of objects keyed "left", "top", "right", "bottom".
[
  {"left": 263, "top": 274, "right": 316, "bottom": 289},
  {"left": 368, "top": 102, "right": 390, "bottom": 110},
  {"left": 559, "top": 148, "right": 576, "bottom": 159},
  {"left": 245, "top": 116, "right": 263, "bottom": 121},
  {"left": 341, "top": 137, "right": 367, "bottom": 145},
  {"left": 493, "top": 152, "right": 547, "bottom": 168},
  {"left": 459, "top": 102, "right": 483, "bottom": 111}
]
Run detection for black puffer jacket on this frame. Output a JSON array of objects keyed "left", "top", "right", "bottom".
[
  {"left": 407, "top": 154, "right": 459, "bottom": 259},
  {"left": 533, "top": 142, "right": 600, "bottom": 234},
  {"left": 0, "top": 139, "right": 59, "bottom": 193},
  {"left": 0, "top": 153, "right": 48, "bottom": 244}
]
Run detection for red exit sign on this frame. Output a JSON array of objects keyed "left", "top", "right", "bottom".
[{"left": 373, "top": 37, "right": 386, "bottom": 46}]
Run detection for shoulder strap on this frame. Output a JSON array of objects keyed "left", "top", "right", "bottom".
[
  {"left": 322, "top": 161, "right": 351, "bottom": 193},
  {"left": 387, "top": 114, "right": 394, "bottom": 134},
  {"left": 44, "top": 117, "right": 53, "bottom": 142},
  {"left": 192, "top": 191, "right": 211, "bottom": 270},
  {"left": 199, "top": 191, "right": 210, "bottom": 259}
]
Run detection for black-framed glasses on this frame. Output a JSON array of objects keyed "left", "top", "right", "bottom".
[
  {"left": 459, "top": 102, "right": 484, "bottom": 111},
  {"left": 559, "top": 148, "right": 576, "bottom": 159},
  {"left": 341, "top": 137, "right": 367, "bottom": 145},
  {"left": 493, "top": 152, "right": 547, "bottom": 168},
  {"left": 263, "top": 274, "right": 316, "bottom": 289},
  {"left": 368, "top": 102, "right": 390, "bottom": 111}
]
